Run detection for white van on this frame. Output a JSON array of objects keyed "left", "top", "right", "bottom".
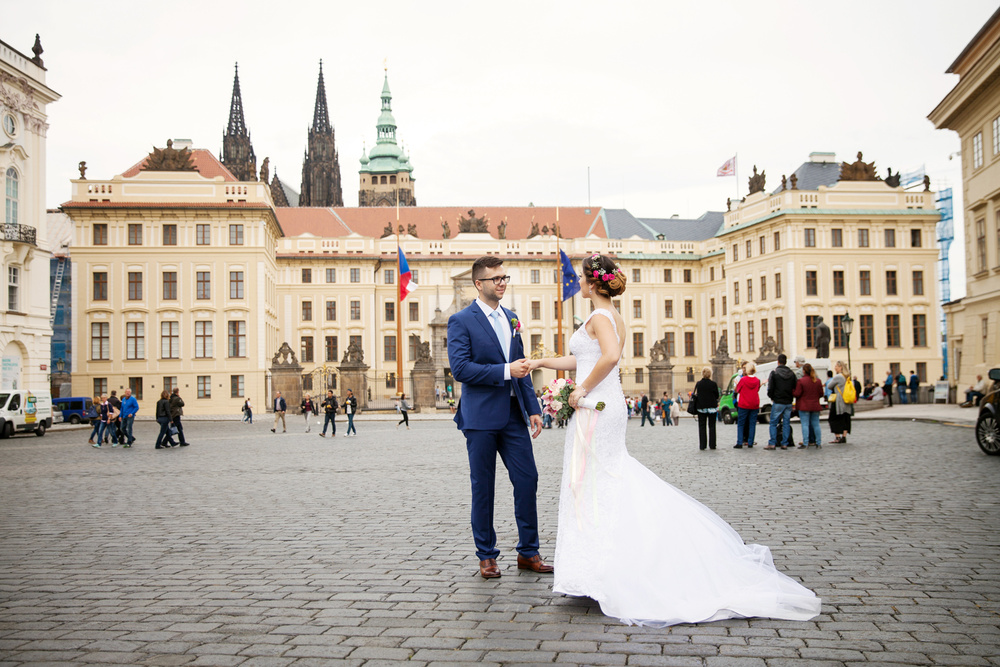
[
  {"left": 755, "top": 358, "right": 831, "bottom": 420},
  {"left": 0, "top": 389, "right": 54, "bottom": 437}
]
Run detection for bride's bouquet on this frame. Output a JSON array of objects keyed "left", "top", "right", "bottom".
[{"left": 541, "top": 378, "right": 605, "bottom": 421}]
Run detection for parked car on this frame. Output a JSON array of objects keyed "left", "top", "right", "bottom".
[
  {"left": 0, "top": 389, "right": 53, "bottom": 437},
  {"left": 976, "top": 368, "right": 1000, "bottom": 456},
  {"left": 719, "top": 358, "right": 831, "bottom": 424},
  {"left": 52, "top": 396, "right": 96, "bottom": 424}
]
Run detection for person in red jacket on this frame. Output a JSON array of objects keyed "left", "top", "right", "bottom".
[
  {"left": 793, "top": 363, "right": 825, "bottom": 448},
  {"left": 733, "top": 362, "right": 760, "bottom": 449}
]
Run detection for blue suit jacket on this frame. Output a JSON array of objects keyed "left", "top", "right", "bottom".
[{"left": 447, "top": 303, "right": 539, "bottom": 431}]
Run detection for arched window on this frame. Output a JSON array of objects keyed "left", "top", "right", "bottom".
[
  {"left": 380, "top": 175, "right": 387, "bottom": 185},
  {"left": 5, "top": 168, "right": 18, "bottom": 224},
  {"left": 390, "top": 175, "right": 396, "bottom": 184}
]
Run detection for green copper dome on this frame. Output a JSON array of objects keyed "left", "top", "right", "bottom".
[{"left": 359, "top": 72, "right": 413, "bottom": 174}]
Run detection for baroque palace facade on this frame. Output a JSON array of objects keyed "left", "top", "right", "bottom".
[{"left": 61, "top": 139, "right": 943, "bottom": 415}]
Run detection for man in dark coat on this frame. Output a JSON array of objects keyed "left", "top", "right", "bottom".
[{"left": 765, "top": 354, "right": 797, "bottom": 450}]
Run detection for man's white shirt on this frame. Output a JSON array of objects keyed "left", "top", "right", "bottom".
[{"left": 476, "top": 298, "right": 512, "bottom": 381}]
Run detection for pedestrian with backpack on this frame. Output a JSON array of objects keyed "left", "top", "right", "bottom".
[{"left": 827, "top": 361, "right": 855, "bottom": 444}]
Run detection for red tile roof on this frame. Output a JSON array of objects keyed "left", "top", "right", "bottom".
[
  {"left": 121, "top": 148, "right": 239, "bottom": 181},
  {"left": 275, "top": 206, "right": 605, "bottom": 240}
]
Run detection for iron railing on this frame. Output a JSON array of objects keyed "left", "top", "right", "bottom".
[{"left": 1, "top": 223, "right": 36, "bottom": 245}]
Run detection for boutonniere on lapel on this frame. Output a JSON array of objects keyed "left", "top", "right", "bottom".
[{"left": 510, "top": 317, "right": 522, "bottom": 335}]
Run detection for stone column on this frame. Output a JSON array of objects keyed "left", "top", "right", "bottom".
[
  {"left": 710, "top": 333, "right": 737, "bottom": 393},
  {"left": 647, "top": 360, "right": 675, "bottom": 403},
  {"left": 269, "top": 342, "right": 303, "bottom": 412},
  {"left": 409, "top": 338, "right": 437, "bottom": 412},
  {"left": 337, "top": 338, "right": 370, "bottom": 410}
]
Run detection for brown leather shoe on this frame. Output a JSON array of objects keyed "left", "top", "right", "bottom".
[
  {"left": 516, "top": 554, "right": 554, "bottom": 573},
  {"left": 479, "top": 558, "right": 501, "bottom": 579}
]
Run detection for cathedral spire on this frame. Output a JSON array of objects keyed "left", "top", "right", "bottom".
[
  {"left": 227, "top": 63, "right": 247, "bottom": 136},
  {"left": 312, "top": 60, "right": 332, "bottom": 134},
  {"left": 221, "top": 62, "right": 256, "bottom": 182}
]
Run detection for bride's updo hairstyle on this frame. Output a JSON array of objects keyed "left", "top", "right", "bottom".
[{"left": 582, "top": 253, "right": 627, "bottom": 298}]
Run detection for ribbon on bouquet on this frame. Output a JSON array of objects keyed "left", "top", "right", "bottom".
[{"left": 569, "top": 396, "right": 606, "bottom": 530}]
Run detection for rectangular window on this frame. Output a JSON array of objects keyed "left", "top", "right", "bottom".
[
  {"left": 384, "top": 269, "right": 394, "bottom": 284},
  {"left": 833, "top": 314, "right": 846, "bottom": 348},
  {"left": 833, "top": 270, "right": 844, "bottom": 296},
  {"left": 228, "top": 321, "right": 246, "bottom": 358},
  {"left": 916, "top": 362, "right": 927, "bottom": 384},
  {"left": 858, "top": 229, "right": 870, "bottom": 248},
  {"left": 128, "top": 377, "right": 143, "bottom": 401},
  {"left": 831, "top": 228, "right": 843, "bottom": 247},
  {"left": 683, "top": 269, "right": 691, "bottom": 283},
  {"left": 409, "top": 334, "right": 420, "bottom": 362},
  {"left": 197, "top": 375, "right": 211, "bottom": 399},
  {"left": 710, "top": 267, "right": 715, "bottom": 281},
  {"left": 231, "top": 375, "right": 244, "bottom": 398},
  {"left": 805, "top": 270, "right": 817, "bottom": 296},
  {"left": 302, "top": 300, "right": 313, "bottom": 321},
  {"left": 409, "top": 301, "right": 419, "bottom": 322},
  {"left": 229, "top": 271, "right": 244, "bottom": 299},
  {"left": 761, "top": 318, "right": 768, "bottom": 343},
  {"left": 775, "top": 273, "right": 782, "bottom": 299},
  {"left": 664, "top": 300, "right": 673, "bottom": 318},
  {"left": 760, "top": 275, "right": 767, "bottom": 301},
  {"left": 733, "top": 281, "right": 740, "bottom": 305},
  {"left": 162, "top": 224, "right": 177, "bottom": 246},
  {"left": 326, "top": 268, "right": 336, "bottom": 283},
  {"left": 633, "top": 332, "right": 644, "bottom": 357},
  {"left": 530, "top": 269, "right": 540, "bottom": 284},
  {"left": 760, "top": 235, "right": 766, "bottom": 255},
  {"left": 94, "top": 378, "right": 108, "bottom": 397},
  {"left": 632, "top": 299, "right": 642, "bottom": 319},
  {"left": 886, "top": 314, "right": 901, "bottom": 347},
  {"left": 664, "top": 268, "right": 672, "bottom": 282},
  {"left": 863, "top": 363, "right": 874, "bottom": 384},
  {"left": 913, "top": 270, "right": 924, "bottom": 296},
  {"left": 163, "top": 376, "right": 177, "bottom": 394},
  {"left": 229, "top": 224, "right": 244, "bottom": 245},
  {"left": 632, "top": 268, "right": 641, "bottom": 283},
  {"left": 126, "top": 322, "right": 144, "bottom": 360},
  {"left": 973, "top": 131, "right": 983, "bottom": 168},
  {"left": 91, "top": 322, "right": 110, "bottom": 360},
  {"left": 860, "top": 314, "right": 874, "bottom": 348},
  {"left": 976, "top": 217, "right": 987, "bottom": 271},
  {"left": 93, "top": 223, "right": 108, "bottom": 245},
  {"left": 994, "top": 115, "right": 1000, "bottom": 155},
  {"left": 162, "top": 271, "right": 177, "bottom": 300},
  {"left": 196, "top": 224, "right": 211, "bottom": 245},
  {"left": 885, "top": 228, "right": 896, "bottom": 247},
  {"left": 325, "top": 336, "right": 338, "bottom": 362},
  {"left": 746, "top": 239, "right": 752, "bottom": 259},
  {"left": 773, "top": 231, "right": 781, "bottom": 251},
  {"left": 710, "top": 298, "right": 715, "bottom": 318},
  {"left": 326, "top": 300, "right": 337, "bottom": 321},
  {"left": 127, "top": 272, "right": 143, "bottom": 300},
  {"left": 746, "top": 279, "right": 753, "bottom": 303},
  {"left": 531, "top": 301, "right": 541, "bottom": 320},
  {"left": 805, "top": 315, "right": 819, "bottom": 348},
  {"left": 128, "top": 223, "right": 142, "bottom": 245},
  {"left": 732, "top": 243, "right": 739, "bottom": 261},
  {"left": 530, "top": 334, "right": 541, "bottom": 355},
  {"left": 722, "top": 295, "right": 727, "bottom": 315},
  {"left": 385, "top": 302, "right": 395, "bottom": 322},
  {"left": 913, "top": 314, "right": 927, "bottom": 347},
  {"left": 302, "top": 268, "right": 312, "bottom": 283},
  {"left": 93, "top": 272, "right": 108, "bottom": 301},
  {"left": 350, "top": 268, "right": 360, "bottom": 283},
  {"left": 886, "top": 270, "right": 897, "bottom": 296},
  {"left": 411, "top": 269, "right": 419, "bottom": 284},
  {"left": 301, "top": 336, "right": 314, "bottom": 363},
  {"left": 859, "top": 270, "right": 871, "bottom": 296},
  {"left": 684, "top": 299, "right": 693, "bottom": 318},
  {"left": 735, "top": 321, "right": 742, "bottom": 352},
  {"left": 665, "top": 332, "right": 675, "bottom": 357},
  {"left": 775, "top": 317, "right": 783, "bottom": 350},
  {"left": 911, "top": 228, "right": 922, "bottom": 248},
  {"left": 194, "top": 321, "right": 213, "bottom": 358},
  {"left": 711, "top": 330, "right": 717, "bottom": 354},
  {"left": 384, "top": 335, "right": 397, "bottom": 362},
  {"left": 196, "top": 271, "right": 211, "bottom": 299},
  {"left": 747, "top": 320, "right": 755, "bottom": 352},
  {"left": 161, "top": 321, "right": 179, "bottom": 359},
  {"left": 635, "top": 368, "right": 644, "bottom": 384},
  {"left": 350, "top": 300, "right": 361, "bottom": 320},
  {"left": 684, "top": 331, "right": 695, "bottom": 357},
  {"left": 804, "top": 228, "right": 816, "bottom": 247}
]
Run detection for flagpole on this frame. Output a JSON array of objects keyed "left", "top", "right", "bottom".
[
  {"left": 395, "top": 191, "right": 403, "bottom": 397},
  {"left": 555, "top": 207, "right": 564, "bottom": 380},
  {"left": 735, "top": 152, "right": 740, "bottom": 200}
]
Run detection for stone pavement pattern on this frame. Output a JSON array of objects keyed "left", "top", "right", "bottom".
[{"left": 1, "top": 415, "right": 999, "bottom": 666}]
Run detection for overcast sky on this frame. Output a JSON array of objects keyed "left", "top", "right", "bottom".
[{"left": 8, "top": 0, "right": 995, "bottom": 292}]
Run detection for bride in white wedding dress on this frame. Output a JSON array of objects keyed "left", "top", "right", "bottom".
[{"left": 529, "top": 254, "right": 821, "bottom": 627}]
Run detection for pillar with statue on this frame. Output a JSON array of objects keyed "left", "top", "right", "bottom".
[
  {"left": 269, "top": 343, "right": 303, "bottom": 412},
  {"left": 337, "top": 338, "right": 370, "bottom": 410},
  {"left": 710, "top": 333, "right": 737, "bottom": 392},
  {"left": 646, "top": 336, "right": 675, "bottom": 402},
  {"left": 410, "top": 337, "right": 437, "bottom": 412}
]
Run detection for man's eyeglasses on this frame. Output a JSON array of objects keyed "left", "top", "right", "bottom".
[{"left": 478, "top": 275, "right": 511, "bottom": 285}]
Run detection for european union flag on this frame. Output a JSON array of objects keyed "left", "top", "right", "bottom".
[{"left": 560, "top": 249, "right": 580, "bottom": 300}]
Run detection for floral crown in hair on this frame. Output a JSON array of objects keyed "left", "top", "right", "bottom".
[{"left": 589, "top": 253, "right": 625, "bottom": 282}]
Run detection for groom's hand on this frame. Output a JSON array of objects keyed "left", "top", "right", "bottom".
[
  {"left": 510, "top": 358, "right": 531, "bottom": 378},
  {"left": 529, "top": 414, "right": 542, "bottom": 438}
]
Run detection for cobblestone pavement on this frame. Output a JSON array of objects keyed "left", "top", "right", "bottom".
[{"left": 1, "top": 414, "right": 998, "bottom": 666}]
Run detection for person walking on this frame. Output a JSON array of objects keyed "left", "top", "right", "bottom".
[
  {"left": 87, "top": 395, "right": 101, "bottom": 445},
  {"left": 154, "top": 390, "right": 178, "bottom": 449},
  {"left": 342, "top": 389, "right": 358, "bottom": 436},
  {"left": 120, "top": 387, "right": 138, "bottom": 447},
  {"left": 397, "top": 393, "right": 411, "bottom": 430},
  {"left": 908, "top": 371, "right": 920, "bottom": 405},
  {"left": 793, "top": 363, "right": 824, "bottom": 448},
  {"left": 693, "top": 368, "right": 720, "bottom": 450},
  {"left": 827, "top": 361, "right": 853, "bottom": 444},
  {"left": 242, "top": 398, "right": 253, "bottom": 423},
  {"left": 300, "top": 393, "right": 316, "bottom": 433},
  {"left": 660, "top": 392, "right": 673, "bottom": 426},
  {"left": 271, "top": 391, "right": 287, "bottom": 433},
  {"left": 639, "top": 393, "right": 652, "bottom": 427},
  {"left": 764, "top": 354, "right": 796, "bottom": 450},
  {"left": 105, "top": 390, "right": 122, "bottom": 444},
  {"left": 319, "top": 390, "right": 337, "bottom": 437},
  {"left": 733, "top": 362, "right": 760, "bottom": 448},
  {"left": 93, "top": 395, "right": 111, "bottom": 447},
  {"left": 883, "top": 371, "right": 894, "bottom": 407},
  {"left": 169, "top": 387, "right": 189, "bottom": 447},
  {"left": 896, "top": 371, "right": 908, "bottom": 404}
]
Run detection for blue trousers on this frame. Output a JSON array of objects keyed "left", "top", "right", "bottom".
[
  {"left": 464, "top": 397, "right": 539, "bottom": 561},
  {"left": 737, "top": 407, "right": 758, "bottom": 446},
  {"left": 800, "top": 410, "right": 821, "bottom": 445},
  {"left": 768, "top": 403, "right": 793, "bottom": 447},
  {"left": 121, "top": 415, "right": 135, "bottom": 444},
  {"left": 321, "top": 412, "right": 336, "bottom": 435},
  {"left": 345, "top": 413, "right": 356, "bottom": 435}
]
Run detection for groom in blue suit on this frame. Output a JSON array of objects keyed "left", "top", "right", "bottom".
[{"left": 448, "top": 256, "right": 551, "bottom": 579}]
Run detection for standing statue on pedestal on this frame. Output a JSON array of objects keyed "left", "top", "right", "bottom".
[{"left": 813, "top": 316, "right": 831, "bottom": 359}]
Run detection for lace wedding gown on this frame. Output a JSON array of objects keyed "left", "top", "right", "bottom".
[{"left": 553, "top": 309, "right": 822, "bottom": 627}]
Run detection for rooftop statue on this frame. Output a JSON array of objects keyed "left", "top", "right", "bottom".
[
  {"left": 839, "top": 151, "right": 879, "bottom": 181},
  {"left": 748, "top": 165, "right": 766, "bottom": 195},
  {"left": 142, "top": 139, "right": 196, "bottom": 172},
  {"left": 458, "top": 209, "right": 489, "bottom": 233}
]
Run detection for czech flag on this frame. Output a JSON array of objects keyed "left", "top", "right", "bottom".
[{"left": 399, "top": 247, "right": 417, "bottom": 301}]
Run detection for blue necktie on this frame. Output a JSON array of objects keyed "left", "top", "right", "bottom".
[{"left": 491, "top": 311, "right": 509, "bottom": 361}]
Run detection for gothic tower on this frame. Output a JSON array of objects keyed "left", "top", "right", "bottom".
[
  {"left": 359, "top": 70, "right": 416, "bottom": 207},
  {"left": 220, "top": 63, "right": 257, "bottom": 182},
  {"left": 299, "top": 61, "right": 344, "bottom": 207}
]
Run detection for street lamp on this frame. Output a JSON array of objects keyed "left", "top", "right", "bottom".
[{"left": 840, "top": 312, "right": 854, "bottom": 381}]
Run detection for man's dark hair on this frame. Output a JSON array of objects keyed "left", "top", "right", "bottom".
[
  {"left": 777, "top": 353, "right": 787, "bottom": 365},
  {"left": 472, "top": 256, "right": 504, "bottom": 280}
]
